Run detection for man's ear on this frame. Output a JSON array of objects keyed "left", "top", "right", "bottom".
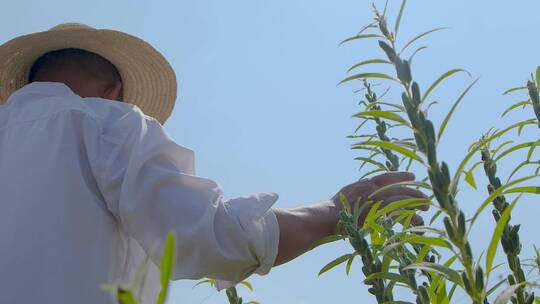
[{"left": 102, "top": 81, "right": 123, "bottom": 101}]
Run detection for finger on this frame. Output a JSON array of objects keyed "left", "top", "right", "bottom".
[
  {"left": 373, "top": 186, "right": 428, "bottom": 200},
  {"left": 373, "top": 195, "right": 430, "bottom": 212},
  {"left": 370, "top": 171, "right": 415, "bottom": 187},
  {"left": 410, "top": 214, "right": 425, "bottom": 226}
]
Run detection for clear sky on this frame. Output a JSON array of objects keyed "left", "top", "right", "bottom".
[{"left": 2, "top": 1, "right": 540, "bottom": 303}]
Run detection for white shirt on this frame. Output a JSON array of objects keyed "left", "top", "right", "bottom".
[{"left": 0, "top": 82, "right": 279, "bottom": 304}]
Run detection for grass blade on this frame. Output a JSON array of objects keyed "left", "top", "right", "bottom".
[
  {"left": 353, "top": 110, "right": 410, "bottom": 125},
  {"left": 352, "top": 141, "right": 424, "bottom": 163},
  {"left": 421, "top": 69, "right": 471, "bottom": 105},
  {"left": 156, "top": 232, "right": 176, "bottom": 304},
  {"left": 437, "top": 78, "right": 478, "bottom": 142},
  {"left": 501, "top": 100, "right": 530, "bottom": 117},
  {"left": 339, "top": 34, "right": 383, "bottom": 46},
  {"left": 318, "top": 253, "right": 355, "bottom": 276},
  {"left": 485, "top": 196, "right": 519, "bottom": 279},
  {"left": 503, "top": 86, "right": 527, "bottom": 95},
  {"left": 339, "top": 73, "right": 399, "bottom": 85},
  {"left": 403, "top": 262, "right": 463, "bottom": 286},
  {"left": 348, "top": 59, "right": 391, "bottom": 73},
  {"left": 394, "top": 0, "right": 408, "bottom": 37},
  {"left": 400, "top": 27, "right": 449, "bottom": 54}
]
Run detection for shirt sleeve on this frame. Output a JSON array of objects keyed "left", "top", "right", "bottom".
[{"left": 92, "top": 108, "right": 280, "bottom": 283}]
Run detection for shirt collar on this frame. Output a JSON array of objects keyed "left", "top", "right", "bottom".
[{"left": 5, "top": 82, "right": 76, "bottom": 105}]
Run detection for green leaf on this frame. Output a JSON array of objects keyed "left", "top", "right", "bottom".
[
  {"left": 363, "top": 201, "right": 383, "bottom": 228},
  {"left": 400, "top": 27, "right": 449, "bottom": 54},
  {"left": 339, "top": 34, "right": 383, "bottom": 46},
  {"left": 507, "top": 161, "right": 540, "bottom": 184},
  {"left": 486, "top": 278, "right": 508, "bottom": 296},
  {"left": 355, "top": 157, "right": 388, "bottom": 171},
  {"left": 310, "top": 234, "right": 343, "bottom": 250},
  {"left": 365, "top": 272, "right": 409, "bottom": 285},
  {"left": 429, "top": 210, "right": 443, "bottom": 225},
  {"left": 405, "top": 235, "right": 452, "bottom": 249},
  {"left": 409, "top": 46, "right": 427, "bottom": 62},
  {"left": 372, "top": 198, "right": 431, "bottom": 221},
  {"left": 368, "top": 181, "right": 432, "bottom": 199},
  {"left": 348, "top": 59, "right": 391, "bottom": 73},
  {"left": 502, "top": 86, "right": 527, "bottom": 95},
  {"left": 339, "top": 192, "right": 351, "bottom": 213},
  {"left": 536, "top": 66, "right": 540, "bottom": 89},
  {"left": 471, "top": 175, "right": 539, "bottom": 225},
  {"left": 437, "top": 78, "right": 478, "bottom": 142},
  {"left": 450, "top": 119, "right": 537, "bottom": 191},
  {"left": 365, "top": 101, "right": 406, "bottom": 112},
  {"left": 239, "top": 281, "right": 254, "bottom": 292},
  {"left": 495, "top": 141, "right": 540, "bottom": 161},
  {"left": 403, "top": 263, "right": 463, "bottom": 286},
  {"left": 504, "top": 186, "right": 540, "bottom": 195},
  {"left": 345, "top": 255, "right": 355, "bottom": 275},
  {"left": 501, "top": 100, "right": 530, "bottom": 117},
  {"left": 486, "top": 196, "right": 519, "bottom": 279},
  {"left": 354, "top": 110, "right": 410, "bottom": 126},
  {"left": 394, "top": 0, "right": 408, "bottom": 37},
  {"left": 464, "top": 170, "right": 477, "bottom": 189},
  {"left": 117, "top": 288, "right": 139, "bottom": 304},
  {"left": 156, "top": 231, "right": 176, "bottom": 304},
  {"left": 339, "top": 73, "right": 399, "bottom": 85},
  {"left": 421, "top": 69, "right": 471, "bottom": 105},
  {"left": 318, "top": 254, "right": 355, "bottom": 276},
  {"left": 193, "top": 279, "right": 216, "bottom": 289},
  {"left": 353, "top": 141, "right": 424, "bottom": 164}
]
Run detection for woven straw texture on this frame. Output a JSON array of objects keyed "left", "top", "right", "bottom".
[{"left": 0, "top": 23, "right": 177, "bottom": 124}]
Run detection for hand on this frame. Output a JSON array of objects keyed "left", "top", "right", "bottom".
[{"left": 331, "top": 171, "right": 429, "bottom": 226}]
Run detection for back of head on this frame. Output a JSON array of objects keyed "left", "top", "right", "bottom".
[{"left": 28, "top": 48, "right": 123, "bottom": 100}]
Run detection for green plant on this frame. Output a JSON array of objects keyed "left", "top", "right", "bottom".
[
  {"left": 316, "top": 1, "right": 540, "bottom": 303},
  {"left": 193, "top": 279, "right": 259, "bottom": 304}
]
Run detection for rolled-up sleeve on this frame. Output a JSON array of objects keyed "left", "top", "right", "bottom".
[{"left": 92, "top": 108, "right": 279, "bottom": 283}]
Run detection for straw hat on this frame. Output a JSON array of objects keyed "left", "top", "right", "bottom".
[{"left": 0, "top": 23, "right": 177, "bottom": 124}]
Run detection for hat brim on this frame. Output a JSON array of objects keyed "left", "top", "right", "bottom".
[{"left": 0, "top": 27, "right": 177, "bottom": 124}]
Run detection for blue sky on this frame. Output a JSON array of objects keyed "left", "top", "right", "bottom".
[{"left": 3, "top": 1, "right": 540, "bottom": 303}]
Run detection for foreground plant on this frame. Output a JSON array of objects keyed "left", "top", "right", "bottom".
[{"left": 331, "top": 1, "right": 540, "bottom": 303}]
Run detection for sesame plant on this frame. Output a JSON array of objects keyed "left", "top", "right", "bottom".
[
  {"left": 103, "top": 231, "right": 259, "bottom": 304},
  {"left": 317, "top": 1, "right": 540, "bottom": 303}
]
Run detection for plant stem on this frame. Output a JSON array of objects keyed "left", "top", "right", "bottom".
[
  {"left": 372, "top": 8, "right": 485, "bottom": 303},
  {"left": 481, "top": 148, "right": 533, "bottom": 304}
]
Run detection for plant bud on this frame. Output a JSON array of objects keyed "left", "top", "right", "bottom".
[
  {"left": 508, "top": 274, "right": 516, "bottom": 285},
  {"left": 443, "top": 217, "right": 456, "bottom": 241},
  {"left": 411, "top": 82, "right": 421, "bottom": 106}
]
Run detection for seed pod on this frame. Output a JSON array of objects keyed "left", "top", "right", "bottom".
[
  {"left": 443, "top": 217, "right": 456, "bottom": 241},
  {"left": 507, "top": 274, "right": 516, "bottom": 285},
  {"left": 411, "top": 82, "right": 421, "bottom": 106},
  {"left": 517, "top": 268, "right": 526, "bottom": 282},
  {"left": 396, "top": 59, "right": 412, "bottom": 84},
  {"left": 462, "top": 272, "right": 472, "bottom": 292},
  {"left": 492, "top": 209, "right": 501, "bottom": 221},
  {"left": 458, "top": 211, "right": 467, "bottom": 236},
  {"left": 418, "top": 285, "right": 429, "bottom": 303},
  {"left": 475, "top": 267, "right": 484, "bottom": 292},
  {"left": 464, "top": 242, "right": 473, "bottom": 265},
  {"left": 378, "top": 41, "right": 396, "bottom": 62}
]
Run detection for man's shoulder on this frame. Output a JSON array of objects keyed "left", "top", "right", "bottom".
[{"left": 83, "top": 97, "right": 157, "bottom": 128}]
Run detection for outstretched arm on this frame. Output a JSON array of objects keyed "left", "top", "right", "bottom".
[{"left": 273, "top": 172, "right": 428, "bottom": 266}]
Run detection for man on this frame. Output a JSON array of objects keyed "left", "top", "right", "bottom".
[{"left": 0, "top": 24, "right": 428, "bottom": 303}]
